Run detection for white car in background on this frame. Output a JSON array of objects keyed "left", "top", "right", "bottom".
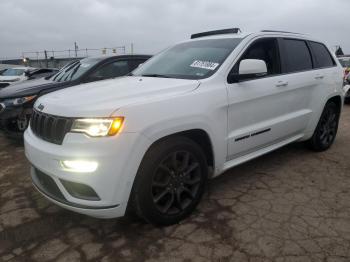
[
  {"left": 344, "top": 75, "right": 350, "bottom": 103},
  {"left": 25, "top": 29, "right": 344, "bottom": 226},
  {"left": 0, "top": 67, "right": 34, "bottom": 88},
  {"left": 338, "top": 57, "right": 350, "bottom": 103}
]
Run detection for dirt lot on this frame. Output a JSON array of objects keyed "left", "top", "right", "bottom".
[{"left": 0, "top": 107, "right": 349, "bottom": 262}]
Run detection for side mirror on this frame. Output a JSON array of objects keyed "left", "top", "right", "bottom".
[
  {"left": 239, "top": 59, "right": 267, "bottom": 75},
  {"left": 228, "top": 59, "right": 268, "bottom": 83}
]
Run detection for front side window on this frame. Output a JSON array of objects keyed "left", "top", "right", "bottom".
[
  {"left": 309, "top": 42, "right": 335, "bottom": 69},
  {"left": 230, "top": 38, "right": 281, "bottom": 79},
  {"left": 128, "top": 59, "right": 148, "bottom": 71},
  {"left": 282, "top": 39, "right": 313, "bottom": 73},
  {"left": 90, "top": 60, "right": 130, "bottom": 80},
  {"left": 132, "top": 38, "right": 243, "bottom": 80},
  {"left": 1, "top": 68, "right": 25, "bottom": 76}
]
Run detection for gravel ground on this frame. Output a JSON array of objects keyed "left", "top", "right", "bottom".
[{"left": 0, "top": 107, "right": 349, "bottom": 262}]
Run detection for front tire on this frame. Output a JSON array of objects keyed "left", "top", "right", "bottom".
[
  {"left": 307, "top": 101, "right": 340, "bottom": 151},
  {"left": 129, "top": 136, "right": 208, "bottom": 226}
]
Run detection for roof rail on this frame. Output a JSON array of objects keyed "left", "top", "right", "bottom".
[
  {"left": 261, "top": 30, "right": 303, "bottom": 35},
  {"left": 191, "top": 28, "right": 242, "bottom": 39}
]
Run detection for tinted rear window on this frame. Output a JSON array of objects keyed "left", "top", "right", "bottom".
[
  {"left": 309, "top": 42, "right": 335, "bottom": 68},
  {"left": 283, "top": 39, "right": 313, "bottom": 73}
]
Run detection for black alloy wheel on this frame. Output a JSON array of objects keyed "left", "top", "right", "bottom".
[
  {"left": 151, "top": 151, "right": 201, "bottom": 215},
  {"left": 308, "top": 101, "right": 339, "bottom": 151},
  {"left": 129, "top": 136, "right": 208, "bottom": 226}
]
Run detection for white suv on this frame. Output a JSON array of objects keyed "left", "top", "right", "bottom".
[{"left": 24, "top": 29, "right": 344, "bottom": 225}]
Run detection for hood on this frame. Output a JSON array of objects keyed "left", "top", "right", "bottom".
[
  {"left": 0, "top": 77, "right": 66, "bottom": 99},
  {"left": 0, "top": 76, "right": 24, "bottom": 82},
  {"left": 35, "top": 76, "right": 200, "bottom": 117}
]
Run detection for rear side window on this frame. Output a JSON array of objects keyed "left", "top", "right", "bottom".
[
  {"left": 309, "top": 42, "right": 335, "bottom": 68},
  {"left": 282, "top": 39, "right": 313, "bottom": 73}
]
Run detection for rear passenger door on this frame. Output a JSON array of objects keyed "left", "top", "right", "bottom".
[
  {"left": 278, "top": 38, "right": 321, "bottom": 133},
  {"left": 307, "top": 41, "right": 338, "bottom": 109}
]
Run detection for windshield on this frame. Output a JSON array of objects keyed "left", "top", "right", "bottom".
[
  {"left": 133, "top": 38, "right": 243, "bottom": 80},
  {"left": 1, "top": 68, "right": 25, "bottom": 76},
  {"left": 339, "top": 58, "right": 350, "bottom": 68},
  {"left": 51, "top": 58, "right": 101, "bottom": 82}
]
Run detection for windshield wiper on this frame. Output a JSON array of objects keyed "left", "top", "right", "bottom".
[{"left": 141, "top": 74, "right": 171, "bottom": 78}]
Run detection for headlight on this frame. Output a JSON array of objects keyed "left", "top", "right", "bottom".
[
  {"left": 7, "top": 95, "right": 36, "bottom": 106},
  {"left": 71, "top": 117, "right": 124, "bottom": 137}
]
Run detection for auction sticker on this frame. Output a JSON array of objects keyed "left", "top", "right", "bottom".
[{"left": 190, "top": 60, "right": 219, "bottom": 70}]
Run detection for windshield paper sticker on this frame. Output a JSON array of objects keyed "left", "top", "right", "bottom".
[{"left": 190, "top": 60, "right": 219, "bottom": 71}]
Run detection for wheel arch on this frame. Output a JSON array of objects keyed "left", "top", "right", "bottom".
[
  {"left": 327, "top": 95, "right": 342, "bottom": 115},
  {"left": 142, "top": 129, "right": 215, "bottom": 173},
  {"left": 304, "top": 94, "right": 343, "bottom": 141}
]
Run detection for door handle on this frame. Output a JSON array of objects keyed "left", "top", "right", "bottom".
[
  {"left": 276, "top": 81, "right": 288, "bottom": 87},
  {"left": 315, "top": 74, "right": 325, "bottom": 80}
]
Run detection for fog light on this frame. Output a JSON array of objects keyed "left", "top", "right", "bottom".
[{"left": 61, "top": 160, "right": 98, "bottom": 173}]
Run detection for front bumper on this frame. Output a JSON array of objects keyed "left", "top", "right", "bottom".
[{"left": 24, "top": 127, "right": 150, "bottom": 218}]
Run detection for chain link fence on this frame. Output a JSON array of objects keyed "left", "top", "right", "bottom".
[{"left": 0, "top": 44, "right": 133, "bottom": 69}]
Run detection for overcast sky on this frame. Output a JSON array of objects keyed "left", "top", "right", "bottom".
[{"left": 0, "top": 0, "right": 349, "bottom": 59}]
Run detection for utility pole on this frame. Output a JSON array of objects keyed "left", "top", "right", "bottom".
[
  {"left": 74, "top": 42, "right": 78, "bottom": 57},
  {"left": 44, "top": 50, "right": 48, "bottom": 68},
  {"left": 131, "top": 43, "right": 134, "bottom": 54}
]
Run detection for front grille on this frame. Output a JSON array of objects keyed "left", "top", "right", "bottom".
[
  {"left": 30, "top": 109, "right": 73, "bottom": 145},
  {"left": 0, "top": 83, "right": 10, "bottom": 88}
]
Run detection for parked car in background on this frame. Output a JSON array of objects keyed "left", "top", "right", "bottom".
[
  {"left": 0, "top": 55, "right": 151, "bottom": 138},
  {"left": 344, "top": 74, "right": 350, "bottom": 104},
  {"left": 24, "top": 29, "right": 344, "bottom": 225},
  {"left": 0, "top": 67, "right": 35, "bottom": 88},
  {"left": 338, "top": 56, "right": 350, "bottom": 67},
  {"left": 25, "top": 68, "right": 59, "bottom": 81},
  {"left": 338, "top": 56, "right": 350, "bottom": 103}
]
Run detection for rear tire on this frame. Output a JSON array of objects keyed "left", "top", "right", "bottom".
[
  {"left": 307, "top": 101, "right": 340, "bottom": 152},
  {"left": 129, "top": 136, "right": 208, "bottom": 226}
]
